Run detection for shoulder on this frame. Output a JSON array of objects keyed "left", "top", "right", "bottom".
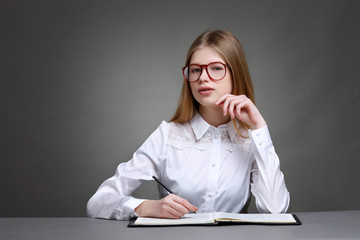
[
  {"left": 159, "top": 120, "right": 190, "bottom": 130},
  {"left": 153, "top": 120, "right": 189, "bottom": 136},
  {"left": 159, "top": 120, "right": 194, "bottom": 142}
]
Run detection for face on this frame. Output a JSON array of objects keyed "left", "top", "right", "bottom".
[{"left": 189, "top": 46, "right": 233, "bottom": 108}]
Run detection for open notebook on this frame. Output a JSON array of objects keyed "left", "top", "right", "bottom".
[{"left": 128, "top": 212, "right": 301, "bottom": 227}]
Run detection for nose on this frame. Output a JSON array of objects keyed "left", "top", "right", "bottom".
[{"left": 198, "top": 67, "right": 210, "bottom": 82}]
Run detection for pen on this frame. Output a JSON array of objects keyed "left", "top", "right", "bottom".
[
  {"left": 152, "top": 175, "right": 173, "bottom": 194},
  {"left": 152, "top": 175, "right": 196, "bottom": 214}
]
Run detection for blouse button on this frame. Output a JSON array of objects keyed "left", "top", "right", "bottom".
[
  {"left": 212, "top": 163, "right": 216, "bottom": 167},
  {"left": 208, "top": 194, "right": 212, "bottom": 198}
]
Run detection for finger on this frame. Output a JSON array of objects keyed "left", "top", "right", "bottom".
[
  {"left": 235, "top": 99, "right": 250, "bottom": 120},
  {"left": 222, "top": 95, "right": 237, "bottom": 116},
  {"left": 228, "top": 98, "right": 243, "bottom": 119},
  {"left": 227, "top": 96, "right": 247, "bottom": 119},
  {"left": 172, "top": 195, "right": 197, "bottom": 213},
  {"left": 174, "top": 196, "right": 197, "bottom": 213},
  {"left": 229, "top": 101, "right": 235, "bottom": 119},
  {"left": 217, "top": 94, "right": 231, "bottom": 115},
  {"left": 161, "top": 196, "right": 186, "bottom": 218},
  {"left": 165, "top": 204, "right": 186, "bottom": 218},
  {"left": 169, "top": 201, "right": 191, "bottom": 215},
  {"left": 215, "top": 94, "right": 231, "bottom": 105}
]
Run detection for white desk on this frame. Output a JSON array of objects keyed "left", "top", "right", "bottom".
[{"left": 1, "top": 210, "right": 359, "bottom": 240}]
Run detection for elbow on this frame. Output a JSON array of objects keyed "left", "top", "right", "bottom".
[
  {"left": 257, "top": 190, "right": 290, "bottom": 214},
  {"left": 86, "top": 197, "right": 115, "bottom": 219},
  {"left": 86, "top": 198, "right": 101, "bottom": 218},
  {"left": 271, "top": 191, "right": 290, "bottom": 213}
]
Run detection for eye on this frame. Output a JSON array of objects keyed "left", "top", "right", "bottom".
[
  {"left": 212, "top": 66, "right": 223, "bottom": 71},
  {"left": 210, "top": 64, "right": 225, "bottom": 71},
  {"left": 189, "top": 66, "right": 201, "bottom": 73}
]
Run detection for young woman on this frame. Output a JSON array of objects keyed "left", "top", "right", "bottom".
[{"left": 87, "top": 30, "right": 290, "bottom": 220}]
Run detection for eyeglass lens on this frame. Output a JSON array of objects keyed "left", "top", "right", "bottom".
[{"left": 185, "top": 62, "right": 226, "bottom": 82}]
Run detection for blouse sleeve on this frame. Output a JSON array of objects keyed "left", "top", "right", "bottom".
[
  {"left": 248, "top": 125, "right": 290, "bottom": 213},
  {"left": 86, "top": 121, "right": 169, "bottom": 220}
]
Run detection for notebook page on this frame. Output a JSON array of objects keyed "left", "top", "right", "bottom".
[
  {"left": 135, "top": 213, "right": 214, "bottom": 225},
  {"left": 215, "top": 212, "right": 296, "bottom": 223}
]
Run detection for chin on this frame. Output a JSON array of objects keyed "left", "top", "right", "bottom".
[
  {"left": 196, "top": 98, "right": 217, "bottom": 108},
  {"left": 193, "top": 93, "right": 219, "bottom": 108}
]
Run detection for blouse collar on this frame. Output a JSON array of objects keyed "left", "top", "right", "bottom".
[{"left": 189, "top": 112, "right": 237, "bottom": 142}]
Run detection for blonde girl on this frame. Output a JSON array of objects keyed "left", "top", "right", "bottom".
[{"left": 87, "top": 30, "right": 290, "bottom": 220}]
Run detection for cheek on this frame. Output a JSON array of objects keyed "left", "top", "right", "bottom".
[{"left": 221, "top": 76, "right": 233, "bottom": 94}]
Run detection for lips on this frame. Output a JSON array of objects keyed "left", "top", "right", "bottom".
[
  {"left": 198, "top": 86, "right": 215, "bottom": 95},
  {"left": 198, "top": 86, "right": 214, "bottom": 92}
]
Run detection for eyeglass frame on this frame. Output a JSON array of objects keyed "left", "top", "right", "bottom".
[{"left": 182, "top": 62, "right": 230, "bottom": 82}]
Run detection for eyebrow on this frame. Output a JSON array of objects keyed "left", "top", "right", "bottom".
[{"left": 189, "top": 61, "right": 226, "bottom": 65}]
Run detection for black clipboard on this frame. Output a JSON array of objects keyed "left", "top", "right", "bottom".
[{"left": 128, "top": 214, "right": 301, "bottom": 227}]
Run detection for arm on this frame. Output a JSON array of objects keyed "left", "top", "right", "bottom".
[
  {"left": 216, "top": 94, "right": 290, "bottom": 213},
  {"left": 134, "top": 194, "right": 197, "bottom": 219},
  {"left": 86, "top": 121, "right": 197, "bottom": 220},
  {"left": 86, "top": 121, "right": 168, "bottom": 220},
  {"left": 249, "top": 126, "right": 290, "bottom": 213}
]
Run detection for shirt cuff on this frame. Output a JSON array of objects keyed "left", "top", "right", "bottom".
[
  {"left": 114, "top": 197, "right": 146, "bottom": 220},
  {"left": 248, "top": 125, "right": 273, "bottom": 150},
  {"left": 124, "top": 198, "right": 147, "bottom": 217}
]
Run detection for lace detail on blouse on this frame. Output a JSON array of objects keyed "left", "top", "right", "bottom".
[{"left": 167, "top": 122, "right": 251, "bottom": 152}]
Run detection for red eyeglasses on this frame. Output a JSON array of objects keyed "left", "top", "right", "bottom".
[{"left": 182, "top": 62, "right": 229, "bottom": 82}]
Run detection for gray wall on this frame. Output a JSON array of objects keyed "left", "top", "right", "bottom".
[{"left": 1, "top": 0, "right": 359, "bottom": 217}]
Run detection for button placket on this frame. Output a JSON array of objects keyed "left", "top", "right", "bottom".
[{"left": 204, "top": 128, "right": 221, "bottom": 211}]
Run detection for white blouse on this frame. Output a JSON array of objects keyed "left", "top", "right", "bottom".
[{"left": 87, "top": 112, "right": 290, "bottom": 220}]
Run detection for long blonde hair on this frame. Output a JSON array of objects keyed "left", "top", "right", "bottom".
[{"left": 171, "top": 30, "right": 255, "bottom": 134}]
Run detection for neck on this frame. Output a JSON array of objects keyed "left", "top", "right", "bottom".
[{"left": 199, "top": 105, "right": 230, "bottom": 127}]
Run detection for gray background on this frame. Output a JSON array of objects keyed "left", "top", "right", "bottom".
[{"left": 1, "top": 0, "right": 359, "bottom": 217}]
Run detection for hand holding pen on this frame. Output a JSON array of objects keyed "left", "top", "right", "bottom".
[
  {"left": 152, "top": 176, "right": 196, "bottom": 214},
  {"left": 134, "top": 176, "right": 198, "bottom": 219}
]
